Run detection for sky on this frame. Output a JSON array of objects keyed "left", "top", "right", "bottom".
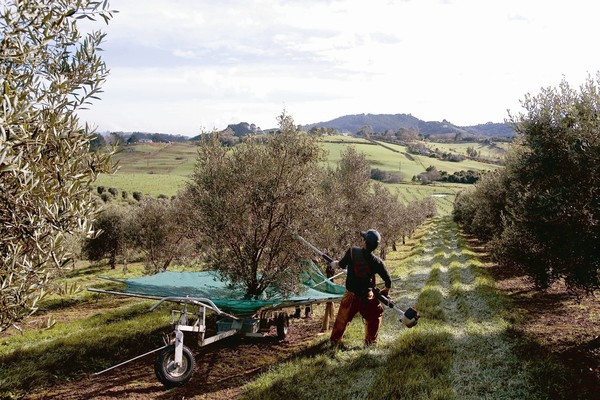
[{"left": 78, "top": 0, "right": 600, "bottom": 136}]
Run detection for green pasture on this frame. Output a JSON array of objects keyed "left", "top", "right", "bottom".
[
  {"left": 386, "top": 182, "right": 467, "bottom": 216},
  {"left": 321, "top": 137, "right": 501, "bottom": 180},
  {"left": 93, "top": 137, "right": 498, "bottom": 201},
  {"left": 95, "top": 172, "right": 189, "bottom": 197},
  {"left": 113, "top": 142, "right": 198, "bottom": 176},
  {"left": 426, "top": 141, "right": 510, "bottom": 162}
]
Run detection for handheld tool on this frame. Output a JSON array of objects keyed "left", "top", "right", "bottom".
[
  {"left": 292, "top": 231, "right": 419, "bottom": 328},
  {"left": 372, "top": 288, "right": 419, "bottom": 328}
]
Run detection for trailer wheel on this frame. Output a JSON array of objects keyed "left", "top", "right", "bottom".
[
  {"left": 276, "top": 312, "right": 289, "bottom": 340},
  {"left": 155, "top": 344, "right": 195, "bottom": 387}
]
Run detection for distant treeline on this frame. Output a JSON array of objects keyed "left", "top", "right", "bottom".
[
  {"left": 89, "top": 131, "right": 190, "bottom": 151},
  {"left": 115, "top": 132, "right": 190, "bottom": 144}
]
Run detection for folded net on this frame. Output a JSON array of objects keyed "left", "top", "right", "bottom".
[{"left": 120, "top": 260, "right": 345, "bottom": 315}]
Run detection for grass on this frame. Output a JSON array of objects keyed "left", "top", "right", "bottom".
[
  {"left": 93, "top": 137, "right": 499, "bottom": 202},
  {"left": 239, "top": 217, "right": 579, "bottom": 400},
  {"left": 426, "top": 141, "right": 510, "bottom": 163},
  {"left": 1, "top": 217, "right": 587, "bottom": 399},
  {"left": 95, "top": 172, "right": 189, "bottom": 197},
  {"left": 0, "top": 300, "right": 173, "bottom": 398},
  {"left": 321, "top": 138, "right": 501, "bottom": 179}
]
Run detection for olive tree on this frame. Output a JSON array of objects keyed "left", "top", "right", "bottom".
[
  {"left": 310, "top": 147, "right": 418, "bottom": 260},
  {"left": 454, "top": 75, "right": 600, "bottom": 292},
  {"left": 312, "top": 146, "right": 374, "bottom": 257},
  {"left": 493, "top": 76, "right": 600, "bottom": 292},
  {"left": 130, "top": 197, "right": 195, "bottom": 274},
  {"left": 82, "top": 205, "right": 129, "bottom": 270},
  {"left": 453, "top": 169, "right": 508, "bottom": 241},
  {"left": 0, "top": 0, "right": 115, "bottom": 330},
  {"left": 182, "top": 112, "right": 327, "bottom": 296}
]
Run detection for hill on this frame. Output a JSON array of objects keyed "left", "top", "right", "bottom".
[
  {"left": 94, "top": 138, "right": 502, "bottom": 218},
  {"left": 104, "top": 114, "right": 514, "bottom": 142},
  {"left": 304, "top": 113, "right": 515, "bottom": 139}
]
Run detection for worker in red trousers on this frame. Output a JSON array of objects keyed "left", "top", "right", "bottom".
[{"left": 329, "top": 229, "right": 392, "bottom": 347}]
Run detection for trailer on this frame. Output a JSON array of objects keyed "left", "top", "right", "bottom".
[{"left": 88, "top": 261, "right": 344, "bottom": 387}]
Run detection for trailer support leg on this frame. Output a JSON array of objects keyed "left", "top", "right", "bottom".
[{"left": 174, "top": 329, "right": 184, "bottom": 366}]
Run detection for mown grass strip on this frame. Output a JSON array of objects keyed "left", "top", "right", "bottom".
[
  {"left": 372, "top": 251, "right": 455, "bottom": 400},
  {"left": 370, "top": 325, "right": 456, "bottom": 400},
  {"left": 446, "top": 216, "right": 587, "bottom": 400}
]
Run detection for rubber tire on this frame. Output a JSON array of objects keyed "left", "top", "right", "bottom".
[
  {"left": 276, "top": 312, "right": 289, "bottom": 340},
  {"left": 155, "top": 344, "right": 195, "bottom": 388}
]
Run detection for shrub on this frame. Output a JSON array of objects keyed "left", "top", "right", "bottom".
[
  {"left": 100, "top": 192, "right": 112, "bottom": 203},
  {"left": 133, "top": 191, "right": 143, "bottom": 201},
  {"left": 82, "top": 205, "right": 129, "bottom": 269}
]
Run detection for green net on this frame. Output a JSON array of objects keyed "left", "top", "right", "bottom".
[{"left": 121, "top": 260, "right": 345, "bottom": 315}]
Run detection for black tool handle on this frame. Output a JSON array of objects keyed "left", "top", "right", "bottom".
[{"left": 372, "top": 288, "right": 395, "bottom": 308}]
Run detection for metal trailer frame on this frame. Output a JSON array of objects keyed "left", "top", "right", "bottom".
[{"left": 87, "top": 285, "right": 338, "bottom": 387}]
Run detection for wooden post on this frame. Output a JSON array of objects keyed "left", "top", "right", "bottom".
[
  {"left": 321, "top": 302, "right": 334, "bottom": 331},
  {"left": 321, "top": 259, "right": 337, "bottom": 331}
]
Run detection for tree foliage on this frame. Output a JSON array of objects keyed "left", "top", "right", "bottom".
[
  {"left": 0, "top": 0, "right": 115, "bottom": 330},
  {"left": 310, "top": 146, "right": 374, "bottom": 258},
  {"left": 454, "top": 75, "right": 600, "bottom": 292},
  {"left": 130, "top": 197, "right": 194, "bottom": 274},
  {"left": 305, "top": 146, "right": 434, "bottom": 261},
  {"left": 82, "top": 205, "right": 129, "bottom": 269},
  {"left": 182, "top": 113, "right": 327, "bottom": 296},
  {"left": 453, "top": 170, "right": 507, "bottom": 241}
]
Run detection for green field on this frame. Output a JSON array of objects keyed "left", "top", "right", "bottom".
[
  {"left": 424, "top": 141, "right": 510, "bottom": 163},
  {"left": 95, "top": 172, "right": 189, "bottom": 197},
  {"left": 95, "top": 142, "right": 198, "bottom": 197},
  {"left": 94, "top": 137, "right": 500, "bottom": 213}
]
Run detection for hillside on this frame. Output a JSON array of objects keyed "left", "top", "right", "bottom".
[
  {"left": 94, "top": 138, "right": 502, "bottom": 202},
  {"left": 304, "top": 113, "right": 514, "bottom": 138},
  {"left": 105, "top": 114, "right": 514, "bottom": 141}
]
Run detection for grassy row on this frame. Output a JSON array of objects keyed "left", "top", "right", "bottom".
[
  {"left": 0, "top": 301, "right": 172, "bottom": 398},
  {"left": 240, "top": 217, "right": 587, "bottom": 400},
  {"left": 241, "top": 220, "right": 456, "bottom": 400}
]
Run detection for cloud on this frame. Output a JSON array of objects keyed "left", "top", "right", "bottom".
[{"left": 80, "top": 0, "right": 600, "bottom": 135}]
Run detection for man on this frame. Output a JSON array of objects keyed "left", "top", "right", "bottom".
[{"left": 329, "top": 229, "right": 392, "bottom": 346}]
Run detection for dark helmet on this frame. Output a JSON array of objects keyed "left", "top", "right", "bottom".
[{"left": 360, "top": 229, "right": 381, "bottom": 251}]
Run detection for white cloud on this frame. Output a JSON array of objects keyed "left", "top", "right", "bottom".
[{"left": 81, "top": 0, "right": 600, "bottom": 135}]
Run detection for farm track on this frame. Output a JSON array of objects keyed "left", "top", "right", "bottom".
[{"left": 427, "top": 219, "right": 524, "bottom": 399}]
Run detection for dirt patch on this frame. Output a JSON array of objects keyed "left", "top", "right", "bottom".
[
  {"left": 24, "top": 308, "right": 329, "bottom": 400},
  {"left": 468, "top": 234, "right": 600, "bottom": 397}
]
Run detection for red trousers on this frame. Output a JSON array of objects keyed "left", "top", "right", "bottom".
[{"left": 330, "top": 291, "right": 384, "bottom": 345}]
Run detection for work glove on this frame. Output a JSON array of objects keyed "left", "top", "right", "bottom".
[{"left": 380, "top": 287, "right": 389, "bottom": 297}]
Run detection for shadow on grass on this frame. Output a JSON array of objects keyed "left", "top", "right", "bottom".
[
  {"left": 0, "top": 305, "right": 171, "bottom": 399},
  {"left": 236, "top": 325, "right": 593, "bottom": 400}
]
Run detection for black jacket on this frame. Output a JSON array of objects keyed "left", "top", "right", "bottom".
[{"left": 339, "top": 247, "right": 392, "bottom": 296}]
